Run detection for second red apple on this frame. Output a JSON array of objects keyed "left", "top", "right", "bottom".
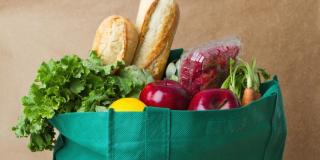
[{"left": 188, "top": 89, "right": 239, "bottom": 110}]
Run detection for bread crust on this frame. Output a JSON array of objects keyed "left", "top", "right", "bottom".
[
  {"left": 92, "top": 15, "right": 139, "bottom": 65},
  {"left": 133, "top": 0, "right": 180, "bottom": 79}
]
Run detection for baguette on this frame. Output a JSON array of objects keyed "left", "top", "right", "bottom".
[
  {"left": 133, "top": 0, "right": 180, "bottom": 79},
  {"left": 92, "top": 15, "right": 139, "bottom": 65}
]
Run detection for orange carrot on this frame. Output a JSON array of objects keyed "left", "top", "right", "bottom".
[
  {"left": 241, "top": 88, "right": 260, "bottom": 106},
  {"left": 221, "top": 59, "right": 270, "bottom": 107}
]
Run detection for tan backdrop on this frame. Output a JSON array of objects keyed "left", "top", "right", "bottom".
[{"left": 1, "top": 0, "right": 319, "bottom": 159}]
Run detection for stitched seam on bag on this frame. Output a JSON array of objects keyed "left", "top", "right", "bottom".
[
  {"left": 162, "top": 112, "right": 166, "bottom": 160},
  {"left": 165, "top": 110, "right": 171, "bottom": 160},
  {"left": 144, "top": 110, "right": 148, "bottom": 160},
  {"left": 166, "top": 110, "right": 171, "bottom": 160},
  {"left": 161, "top": 110, "right": 170, "bottom": 160}
]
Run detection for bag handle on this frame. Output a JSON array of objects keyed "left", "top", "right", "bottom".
[
  {"left": 107, "top": 109, "right": 114, "bottom": 160},
  {"left": 263, "top": 79, "right": 287, "bottom": 160},
  {"left": 144, "top": 107, "right": 171, "bottom": 160}
]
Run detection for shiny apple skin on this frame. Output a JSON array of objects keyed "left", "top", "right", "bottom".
[
  {"left": 139, "top": 80, "right": 191, "bottom": 110},
  {"left": 188, "top": 89, "right": 239, "bottom": 110}
]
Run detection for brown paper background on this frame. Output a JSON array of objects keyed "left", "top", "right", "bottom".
[{"left": 1, "top": 0, "right": 319, "bottom": 159}]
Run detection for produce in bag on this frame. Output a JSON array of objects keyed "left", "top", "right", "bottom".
[
  {"left": 221, "top": 59, "right": 270, "bottom": 106},
  {"left": 109, "top": 98, "right": 146, "bottom": 112},
  {"left": 188, "top": 88, "right": 239, "bottom": 110},
  {"left": 140, "top": 80, "right": 191, "bottom": 110},
  {"left": 12, "top": 51, "right": 153, "bottom": 151},
  {"left": 179, "top": 38, "right": 241, "bottom": 95}
]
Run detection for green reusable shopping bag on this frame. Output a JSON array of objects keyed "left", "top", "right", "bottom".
[{"left": 50, "top": 49, "right": 287, "bottom": 160}]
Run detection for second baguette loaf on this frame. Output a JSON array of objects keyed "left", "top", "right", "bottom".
[{"left": 133, "top": 0, "right": 180, "bottom": 79}]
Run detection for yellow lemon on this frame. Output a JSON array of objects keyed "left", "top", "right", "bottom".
[{"left": 110, "top": 98, "right": 145, "bottom": 112}]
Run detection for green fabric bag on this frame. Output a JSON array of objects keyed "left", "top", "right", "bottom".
[{"left": 50, "top": 49, "right": 287, "bottom": 160}]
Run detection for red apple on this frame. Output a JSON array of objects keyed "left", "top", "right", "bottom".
[
  {"left": 139, "top": 80, "right": 191, "bottom": 110},
  {"left": 188, "top": 89, "right": 239, "bottom": 110}
]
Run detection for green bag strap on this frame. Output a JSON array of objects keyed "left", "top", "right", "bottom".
[
  {"left": 107, "top": 109, "right": 114, "bottom": 160},
  {"left": 144, "top": 107, "right": 171, "bottom": 160},
  {"left": 263, "top": 77, "right": 287, "bottom": 160}
]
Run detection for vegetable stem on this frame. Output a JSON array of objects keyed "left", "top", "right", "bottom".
[{"left": 221, "top": 58, "right": 270, "bottom": 106}]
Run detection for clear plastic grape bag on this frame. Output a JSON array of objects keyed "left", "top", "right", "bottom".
[{"left": 179, "top": 38, "right": 241, "bottom": 95}]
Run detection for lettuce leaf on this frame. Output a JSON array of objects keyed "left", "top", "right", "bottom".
[{"left": 12, "top": 51, "right": 153, "bottom": 152}]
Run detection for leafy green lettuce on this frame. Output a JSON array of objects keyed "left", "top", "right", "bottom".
[{"left": 12, "top": 51, "right": 153, "bottom": 152}]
